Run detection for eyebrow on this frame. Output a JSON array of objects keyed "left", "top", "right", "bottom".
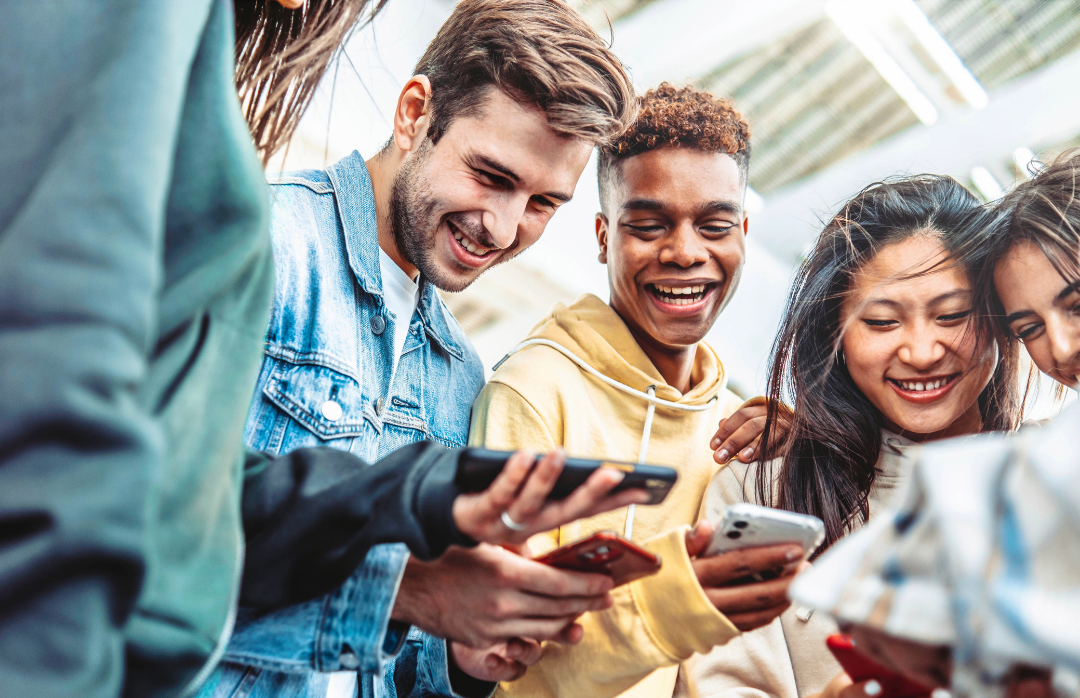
[
  {"left": 621, "top": 199, "right": 743, "bottom": 214},
  {"left": 863, "top": 289, "right": 972, "bottom": 310},
  {"left": 475, "top": 154, "right": 572, "bottom": 203},
  {"left": 1005, "top": 283, "right": 1080, "bottom": 324}
]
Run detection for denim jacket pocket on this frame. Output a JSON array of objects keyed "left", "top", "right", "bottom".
[{"left": 263, "top": 360, "right": 366, "bottom": 440}]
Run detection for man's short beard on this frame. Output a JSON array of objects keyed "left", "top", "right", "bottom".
[{"left": 389, "top": 139, "right": 478, "bottom": 293}]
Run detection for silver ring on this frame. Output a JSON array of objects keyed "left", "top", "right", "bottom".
[{"left": 500, "top": 510, "right": 528, "bottom": 532}]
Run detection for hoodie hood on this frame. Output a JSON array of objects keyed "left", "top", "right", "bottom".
[{"left": 507, "top": 293, "right": 729, "bottom": 408}]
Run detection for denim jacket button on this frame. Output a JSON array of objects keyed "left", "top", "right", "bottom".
[
  {"left": 370, "top": 315, "right": 387, "bottom": 335},
  {"left": 339, "top": 650, "right": 360, "bottom": 670},
  {"left": 321, "top": 400, "right": 343, "bottom": 422},
  {"left": 375, "top": 397, "right": 386, "bottom": 415}
]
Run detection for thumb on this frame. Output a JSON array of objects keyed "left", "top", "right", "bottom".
[{"left": 685, "top": 519, "right": 713, "bottom": 557}]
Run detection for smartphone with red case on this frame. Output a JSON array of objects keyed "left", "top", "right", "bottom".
[
  {"left": 827, "top": 634, "right": 933, "bottom": 698},
  {"left": 535, "top": 531, "right": 661, "bottom": 586}
]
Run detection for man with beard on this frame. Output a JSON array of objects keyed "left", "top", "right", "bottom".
[{"left": 198, "top": 2, "right": 639, "bottom": 698}]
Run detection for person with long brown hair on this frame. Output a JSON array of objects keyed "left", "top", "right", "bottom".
[{"left": 686, "top": 175, "right": 1022, "bottom": 698}]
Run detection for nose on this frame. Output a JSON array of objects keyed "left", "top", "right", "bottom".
[
  {"left": 897, "top": 324, "right": 947, "bottom": 369},
  {"left": 481, "top": 194, "right": 530, "bottom": 250},
  {"left": 658, "top": 221, "right": 708, "bottom": 268},
  {"left": 1045, "top": 316, "right": 1080, "bottom": 374}
]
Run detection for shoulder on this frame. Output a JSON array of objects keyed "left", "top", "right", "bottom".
[
  {"left": 488, "top": 341, "right": 587, "bottom": 395},
  {"left": 702, "top": 456, "right": 778, "bottom": 520},
  {"left": 267, "top": 168, "right": 334, "bottom": 195}
]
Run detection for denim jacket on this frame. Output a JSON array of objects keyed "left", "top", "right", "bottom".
[{"left": 198, "top": 151, "right": 485, "bottom": 698}]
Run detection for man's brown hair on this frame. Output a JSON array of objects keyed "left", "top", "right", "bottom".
[
  {"left": 598, "top": 82, "right": 751, "bottom": 208},
  {"left": 412, "top": 0, "right": 636, "bottom": 146}
]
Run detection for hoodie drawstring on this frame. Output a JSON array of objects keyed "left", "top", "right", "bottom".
[
  {"left": 625, "top": 385, "right": 657, "bottom": 538},
  {"left": 495, "top": 339, "right": 720, "bottom": 540}
]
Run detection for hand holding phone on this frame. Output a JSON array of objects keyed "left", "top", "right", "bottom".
[
  {"left": 452, "top": 449, "right": 654, "bottom": 546},
  {"left": 827, "top": 634, "right": 933, "bottom": 698},
  {"left": 704, "top": 503, "right": 825, "bottom": 560},
  {"left": 536, "top": 531, "right": 661, "bottom": 586}
]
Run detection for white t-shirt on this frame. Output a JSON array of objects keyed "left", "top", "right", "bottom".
[
  {"left": 378, "top": 247, "right": 420, "bottom": 382},
  {"left": 325, "top": 248, "right": 419, "bottom": 698}
]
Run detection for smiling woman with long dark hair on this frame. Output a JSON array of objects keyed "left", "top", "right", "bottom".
[{"left": 687, "top": 175, "right": 1023, "bottom": 698}]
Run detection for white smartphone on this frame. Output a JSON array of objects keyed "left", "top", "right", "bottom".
[{"left": 703, "top": 503, "right": 825, "bottom": 558}]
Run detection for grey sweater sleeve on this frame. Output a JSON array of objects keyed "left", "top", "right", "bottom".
[
  {"left": 240, "top": 441, "right": 478, "bottom": 609},
  {"left": 0, "top": 3, "right": 223, "bottom": 697}
]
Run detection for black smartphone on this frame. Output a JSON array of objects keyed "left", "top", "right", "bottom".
[{"left": 455, "top": 448, "right": 678, "bottom": 505}]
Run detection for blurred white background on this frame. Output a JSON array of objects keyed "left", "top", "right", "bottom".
[{"left": 271, "top": 0, "right": 1080, "bottom": 416}]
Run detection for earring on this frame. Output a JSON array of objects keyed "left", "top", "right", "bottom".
[{"left": 835, "top": 348, "right": 846, "bottom": 367}]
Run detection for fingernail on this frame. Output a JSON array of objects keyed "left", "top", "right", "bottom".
[
  {"left": 786, "top": 547, "right": 803, "bottom": 561},
  {"left": 740, "top": 446, "right": 755, "bottom": 460},
  {"left": 931, "top": 689, "right": 952, "bottom": 698},
  {"left": 864, "top": 680, "right": 882, "bottom": 697},
  {"left": 710, "top": 437, "right": 720, "bottom": 449},
  {"left": 716, "top": 448, "right": 730, "bottom": 462}
]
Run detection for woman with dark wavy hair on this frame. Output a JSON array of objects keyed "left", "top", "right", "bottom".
[{"left": 686, "top": 175, "right": 1022, "bottom": 698}]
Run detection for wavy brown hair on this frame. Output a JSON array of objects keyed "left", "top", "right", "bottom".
[
  {"left": 756, "top": 176, "right": 1021, "bottom": 555},
  {"left": 234, "top": 0, "right": 387, "bottom": 164},
  {"left": 412, "top": 0, "right": 636, "bottom": 148}
]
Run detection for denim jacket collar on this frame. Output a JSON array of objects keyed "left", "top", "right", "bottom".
[{"left": 327, "top": 151, "right": 463, "bottom": 361}]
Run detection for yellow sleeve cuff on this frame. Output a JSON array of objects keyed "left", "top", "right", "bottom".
[{"left": 630, "top": 526, "right": 741, "bottom": 660}]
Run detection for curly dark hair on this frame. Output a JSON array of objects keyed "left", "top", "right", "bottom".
[{"left": 597, "top": 82, "right": 750, "bottom": 207}]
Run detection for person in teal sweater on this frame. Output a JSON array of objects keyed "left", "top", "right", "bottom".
[{"left": 0, "top": 2, "right": 634, "bottom": 696}]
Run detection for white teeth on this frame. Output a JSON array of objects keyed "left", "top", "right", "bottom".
[
  {"left": 452, "top": 228, "right": 491, "bottom": 257},
  {"left": 897, "top": 378, "right": 949, "bottom": 391}
]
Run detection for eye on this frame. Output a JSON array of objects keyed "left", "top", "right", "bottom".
[
  {"left": 530, "top": 195, "right": 557, "bottom": 211},
  {"left": 625, "top": 223, "right": 665, "bottom": 234},
  {"left": 475, "top": 169, "right": 511, "bottom": 189},
  {"left": 701, "top": 222, "right": 735, "bottom": 235},
  {"left": 938, "top": 310, "right": 971, "bottom": 323},
  {"left": 1013, "top": 322, "right": 1044, "bottom": 342},
  {"left": 862, "top": 318, "right": 897, "bottom": 328}
]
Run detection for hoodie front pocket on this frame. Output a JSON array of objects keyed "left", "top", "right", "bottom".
[{"left": 263, "top": 360, "right": 366, "bottom": 440}]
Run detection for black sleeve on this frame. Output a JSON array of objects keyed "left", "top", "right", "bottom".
[{"left": 240, "top": 441, "right": 477, "bottom": 609}]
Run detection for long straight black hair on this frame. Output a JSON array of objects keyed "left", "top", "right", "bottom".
[{"left": 756, "top": 175, "right": 1022, "bottom": 554}]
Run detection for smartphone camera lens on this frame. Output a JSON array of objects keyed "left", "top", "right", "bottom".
[
  {"left": 726, "top": 531, "right": 742, "bottom": 539},
  {"left": 733, "top": 521, "right": 748, "bottom": 529}
]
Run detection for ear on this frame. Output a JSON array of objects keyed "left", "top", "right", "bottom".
[
  {"left": 742, "top": 215, "right": 749, "bottom": 237},
  {"left": 393, "top": 75, "right": 433, "bottom": 153},
  {"left": 595, "top": 213, "right": 609, "bottom": 264}
]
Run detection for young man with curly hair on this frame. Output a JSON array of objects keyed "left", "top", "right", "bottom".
[{"left": 465, "top": 83, "right": 809, "bottom": 698}]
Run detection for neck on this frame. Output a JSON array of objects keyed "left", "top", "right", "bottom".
[
  {"left": 613, "top": 308, "right": 697, "bottom": 393},
  {"left": 885, "top": 399, "right": 984, "bottom": 444},
  {"left": 366, "top": 150, "right": 418, "bottom": 279}
]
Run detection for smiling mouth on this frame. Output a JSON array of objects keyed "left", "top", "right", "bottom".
[
  {"left": 646, "top": 283, "right": 714, "bottom": 306},
  {"left": 449, "top": 219, "right": 495, "bottom": 258},
  {"left": 885, "top": 373, "right": 962, "bottom": 404}
]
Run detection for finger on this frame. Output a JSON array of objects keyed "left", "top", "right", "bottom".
[
  {"left": 717, "top": 417, "right": 766, "bottom": 464},
  {"left": 685, "top": 519, "right": 714, "bottom": 558},
  {"left": 528, "top": 467, "right": 648, "bottom": 534},
  {"left": 478, "top": 450, "right": 536, "bottom": 519},
  {"left": 510, "top": 556, "right": 615, "bottom": 598},
  {"left": 552, "top": 621, "right": 584, "bottom": 645},
  {"left": 482, "top": 654, "right": 527, "bottom": 683},
  {"left": 505, "top": 638, "right": 544, "bottom": 666},
  {"left": 710, "top": 405, "right": 768, "bottom": 451},
  {"left": 501, "top": 588, "right": 612, "bottom": 618},
  {"left": 493, "top": 617, "right": 582, "bottom": 644},
  {"left": 724, "top": 601, "right": 792, "bottom": 631},
  {"left": 695, "top": 544, "right": 804, "bottom": 586},
  {"left": 505, "top": 449, "right": 566, "bottom": 524},
  {"left": 704, "top": 577, "right": 793, "bottom": 614}
]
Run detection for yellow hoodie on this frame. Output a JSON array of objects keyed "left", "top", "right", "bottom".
[{"left": 469, "top": 294, "right": 746, "bottom": 698}]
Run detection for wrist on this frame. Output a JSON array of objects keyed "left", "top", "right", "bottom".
[{"left": 390, "top": 556, "right": 426, "bottom": 626}]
